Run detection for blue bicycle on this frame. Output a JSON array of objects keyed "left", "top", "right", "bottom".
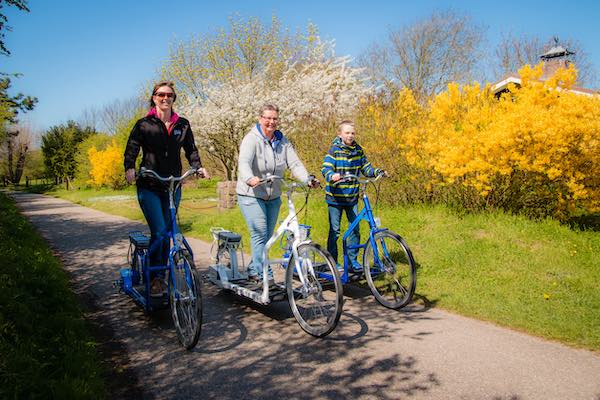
[
  {"left": 333, "top": 173, "right": 416, "bottom": 309},
  {"left": 118, "top": 167, "right": 202, "bottom": 349}
]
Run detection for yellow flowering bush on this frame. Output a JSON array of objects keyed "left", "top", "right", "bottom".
[
  {"left": 355, "top": 89, "right": 434, "bottom": 204},
  {"left": 88, "top": 140, "right": 125, "bottom": 189},
  {"left": 415, "top": 64, "right": 599, "bottom": 217},
  {"left": 358, "top": 63, "right": 600, "bottom": 219}
]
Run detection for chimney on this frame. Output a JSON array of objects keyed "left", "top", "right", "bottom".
[{"left": 540, "top": 38, "right": 575, "bottom": 80}]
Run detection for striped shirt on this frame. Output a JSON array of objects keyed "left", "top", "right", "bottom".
[{"left": 321, "top": 137, "right": 381, "bottom": 206}]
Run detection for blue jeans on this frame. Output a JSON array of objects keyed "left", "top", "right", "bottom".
[
  {"left": 327, "top": 203, "right": 360, "bottom": 267},
  {"left": 238, "top": 195, "right": 281, "bottom": 278},
  {"left": 137, "top": 187, "right": 181, "bottom": 274}
]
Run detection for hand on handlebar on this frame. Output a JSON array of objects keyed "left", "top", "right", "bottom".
[
  {"left": 247, "top": 176, "right": 261, "bottom": 187},
  {"left": 307, "top": 175, "right": 321, "bottom": 189},
  {"left": 378, "top": 170, "right": 389, "bottom": 178},
  {"left": 125, "top": 168, "right": 136, "bottom": 184},
  {"left": 195, "top": 167, "right": 210, "bottom": 179},
  {"left": 330, "top": 173, "right": 342, "bottom": 183}
]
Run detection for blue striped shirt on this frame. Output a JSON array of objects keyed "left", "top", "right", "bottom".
[{"left": 321, "top": 137, "right": 381, "bottom": 206}]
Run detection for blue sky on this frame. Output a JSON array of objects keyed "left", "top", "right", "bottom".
[{"left": 4, "top": 0, "right": 600, "bottom": 134}]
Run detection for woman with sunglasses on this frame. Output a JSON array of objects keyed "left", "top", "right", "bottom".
[{"left": 124, "top": 81, "right": 208, "bottom": 296}]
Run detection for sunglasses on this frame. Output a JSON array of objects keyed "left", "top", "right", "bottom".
[{"left": 154, "top": 92, "right": 174, "bottom": 98}]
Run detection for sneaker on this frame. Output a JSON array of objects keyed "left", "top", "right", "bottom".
[
  {"left": 247, "top": 274, "right": 260, "bottom": 283},
  {"left": 350, "top": 262, "right": 363, "bottom": 271},
  {"left": 150, "top": 277, "right": 167, "bottom": 297}
]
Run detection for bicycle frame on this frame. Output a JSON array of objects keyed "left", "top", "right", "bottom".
[
  {"left": 259, "top": 179, "right": 313, "bottom": 303},
  {"left": 208, "top": 176, "right": 319, "bottom": 305},
  {"left": 125, "top": 168, "right": 196, "bottom": 311},
  {"left": 339, "top": 175, "right": 388, "bottom": 284}
]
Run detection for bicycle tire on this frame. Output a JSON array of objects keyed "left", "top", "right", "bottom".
[
  {"left": 286, "top": 242, "right": 343, "bottom": 337},
  {"left": 363, "top": 230, "right": 416, "bottom": 309},
  {"left": 169, "top": 249, "right": 202, "bottom": 350}
]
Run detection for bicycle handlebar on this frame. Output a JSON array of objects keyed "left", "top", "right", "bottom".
[
  {"left": 332, "top": 172, "right": 385, "bottom": 185},
  {"left": 257, "top": 174, "right": 320, "bottom": 189},
  {"left": 139, "top": 167, "right": 199, "bottom": 183}
]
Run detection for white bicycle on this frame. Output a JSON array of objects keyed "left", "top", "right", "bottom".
[{"left": 208, "top": 175, "right": 344, "bottom": 337}]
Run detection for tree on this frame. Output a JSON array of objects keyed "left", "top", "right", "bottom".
[
  {"left": 494, "top": 34, "right": 597, "bottom": 87},
  {"left": 41, "top": 121, "right": 95, "bottom": 189},
  {"left": 165, "top": 15, "right": 369, "bottom": 179},
  {"left": 184, "top": 57, "right": 368, "bottom": 179},
  {"left": 0, "top": 1, "right": 37, "bottom": 185},
  {"left": 0, "top": 121, "right": 32, "bottom": 184},
  {"left": 162, "top": 15, "right": 325, "bottom": 104},
  {"left": 0, "top": 0, "right": 29, "bottom": 57},
  {"left": 358, "top": 10, "right": 485, "bottom": 103},
  {"left": 77, "top": 96, "right": 145, "bottom": 134}
]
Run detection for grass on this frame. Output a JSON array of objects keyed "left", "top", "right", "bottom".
[
  {"left": 33, "top": 183, "right": 600, "bottom": 351},
  {"left": 0, "top": 191, "right": 107, "bottom": 399}
]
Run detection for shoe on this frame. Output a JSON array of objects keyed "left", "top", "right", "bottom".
[
  {"left": 150, "top": 277, "right": 167, "bottom": 297},
  {"left": 248, "top": 274, "right": 260, "bottom": 283},
  {"left": 350, "top": 262, "right": 363, "bottom": 272}
]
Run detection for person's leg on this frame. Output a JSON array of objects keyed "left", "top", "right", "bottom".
[
  {"left": 238, "top": 195, "right": 269, "bottom": 278},
  {"left": 263, "top": 197, "right": 282, "bottom": 278},
  {"left": 159, "top": 187, "right": 181, "bottom": 266},
  {"left": 345, "top": 204, "right": 361, "bottom": 269},
  {"left": 137, "top": 188, "right": 168, "bottom": 267},
  {"left": 327, "top": 205, "right": 343, "bottom": 264}
]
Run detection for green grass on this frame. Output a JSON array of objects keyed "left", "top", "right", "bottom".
[
  {"left": 0, "top": 192, "right": 107, "bottom": 399},
  {"left": 36, "top": 184, "right": 600, "bottom": 351}
]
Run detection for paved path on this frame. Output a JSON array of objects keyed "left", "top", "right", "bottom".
[{"left": 12, "top": 192, "right": 600, "bottom": 400}]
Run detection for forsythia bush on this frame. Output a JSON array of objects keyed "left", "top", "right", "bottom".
[
  {"left": 88, "top": 140, "right": 125, "bottom": 189},
  {"left": 358, "top": 64, "right": 600, "bottom": 219},
  {"left": 356, "top": 89, "right": 434, "bottom": 204},
  {"left": 420, "top": 64, "right": 598, "bottom": 218}
]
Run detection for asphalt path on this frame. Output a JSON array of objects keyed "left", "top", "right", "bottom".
[{"left": 11, "top": 192, "right": 600, "bottom": 400}]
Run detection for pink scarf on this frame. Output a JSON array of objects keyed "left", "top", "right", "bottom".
[{"left": 147, "top": 108, "right": 179, "bottom": 135}]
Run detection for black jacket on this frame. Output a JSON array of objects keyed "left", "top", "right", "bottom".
[{"left": 124, "top": 114, "right": 201, "bottom": 191}]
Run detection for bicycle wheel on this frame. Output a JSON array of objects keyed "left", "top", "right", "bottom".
[
  {"left": 169, "top": 249, "right": 202, "bottom": 350},
  {"left": 286, "top": 242, "right": 343, "bottom": 337},
  {"left": 364, "top": 230, "right": 416, "bottom": 309}
]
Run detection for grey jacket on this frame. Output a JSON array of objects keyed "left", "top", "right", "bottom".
[{"left": 236, "top": 124, "right": 310, "bottom": 200}]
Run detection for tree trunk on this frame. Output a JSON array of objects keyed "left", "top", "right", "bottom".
[
  {"left": 13, "top": 144, "right": 28, "bottom": 184},
  {"left": 6, "top": 135, "right": 14, "bottom": 182}
]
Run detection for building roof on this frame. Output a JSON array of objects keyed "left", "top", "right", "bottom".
[{"left": 492, "top": 73, "right": 599, "bottom": 97}]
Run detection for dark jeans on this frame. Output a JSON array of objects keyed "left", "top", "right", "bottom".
[
  {"left": 137, "top": 187, "right": 181, "bottom": 274},
  {"left": 327, "top": 203, "right": 360, "bottom": 266}
]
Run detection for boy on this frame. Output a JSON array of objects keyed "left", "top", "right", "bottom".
[{"left": 321, "top": 120, "right": 386, "bottom": 269}]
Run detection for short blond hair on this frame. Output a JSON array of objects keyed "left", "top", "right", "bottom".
[{"left": 337, "top": 120, "right": 355, "bottom": 133}]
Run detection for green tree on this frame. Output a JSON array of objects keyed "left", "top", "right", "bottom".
[
  {"left": 22, "top": 148, "right": 44, "bottom": 181},
  {"left": 41, "top": 121, "right": 95, "bottom": 189},
  {"left": 0, "top": 1, "right": 37, "bottom": 185},
  {"left": 0, "top": 0, "right": 30, "bottom": 57}
]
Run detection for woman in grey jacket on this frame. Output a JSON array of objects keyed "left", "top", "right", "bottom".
[{"left": 237, "top": 104, "right": 318, "bottom": 282}]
